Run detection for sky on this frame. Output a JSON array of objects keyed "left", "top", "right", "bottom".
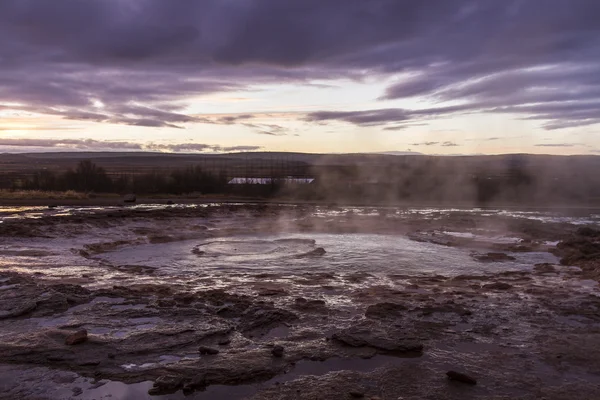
[{"left": 1, "top": 0, "right": 600, "bottom": 156}]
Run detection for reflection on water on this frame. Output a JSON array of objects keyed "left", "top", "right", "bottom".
[
  {"left": 99, "top": 233, "right": 558, "bottom": 277},
  {"left": 2, "top": 203, "right": 600, "bottom": 225}
]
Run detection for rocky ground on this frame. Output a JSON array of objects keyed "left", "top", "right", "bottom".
[{"left": 0, "top": 204, "right": 599, "bottom": 399}]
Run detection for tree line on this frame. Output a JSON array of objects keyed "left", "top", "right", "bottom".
[
  {"left": 10, "top": 160, "right": 285, "bottom": 197},
  {"left": 4, "top": 158, "right": 595, "bottom": 206},
  {"left": 14, "top": 160, "right": 228, "bottom": 195}
]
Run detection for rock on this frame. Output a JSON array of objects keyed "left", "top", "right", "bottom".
[
  {"left": 199, "top": 346, "right": 220, "bottom": 355},
  {"left": 446, "top": 370, "right": 477, "bottom": 385},
  {"left": 407, "top": 231, "right": 454, "bottom": 246},
  {"left": 416, "top": 305, "right": 472, "bottom": 316},
  {"left": 534, "top": 263, "right": 557, "bottom": 274},
  {"left": 65, "top": 329, "right": 88, "bottom": 345},
  {"left": 192, "top": 248, "right": 205, "bottom": 256},
  {"left": 473, "top": 252, "right": 516, "bottom": 262},
  {"left": 72, "top": 387, "right": 83, "bottom": 396},
  {"left": 238, "top": 305, "right": 297, "bottom": 334},
  {"left": 349, "top": 391, "right": 365, "bottom": 398},
  {"left": 257, "top": 288, "right": 287, "bottom": 296},
  {"left": 482, "top": 282, "right": 512, "bottom": 290},
  {"left": 149, "top": 375, "right": 184, "bottom": 396},
  {"left": 218, "top": 338, "right": 231, "bottom": 346},
  {"left": 123, "top": 194, "right": 136, "bottom": 203},
  {"left": 271, "top": 345, "right": 284, "bottom": 357},
  {"left": 577, "top": 227, "right": 600, "bottom": 237},
  {"left": 0, "top": 301, "right": 37, "bottom": 319},
  {"left": 293, "top": 297, "right": 327, "bottom": 312},
  {"left": 332, "top": 323, "right": 423, "bottom": 353},
  {"left": 365, "top": 302, "right": 407, "bottom": 319},
  {"left": 295, "top": 247, "right": 326, "bottom": 258}
]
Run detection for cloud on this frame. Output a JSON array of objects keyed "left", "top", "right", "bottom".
[
  {"left": 383, "top": 126, "right": 408, "bottom": 131},
  {"left": 305, "top": 105, "right": 472, "bottom": 127},
  {"left": 534, "top": 143, "right": 578, "bottom": 147},
  {"left": 0, "top": 126, "right": 77, "bottom": 131},
  {"left": 0, "top": 0, "right": 599, "bottom": 132},
  {"left": 411, "top": 142, "right": 439, "bottom": 146},
  {"left": 0, "top": 138, "right": 142, "bottom": 150},
  {"left": 410, "top": 141, "right": 458, "bottom": 147},
  {"left": 0, "top": 138, "right": 260, "bottom": 153},
  {"left": 242, "top": 123, "right": 288, "bottom": 136},
  {"left": 441, "top": 141, "right": 459, "bottom": 147}
]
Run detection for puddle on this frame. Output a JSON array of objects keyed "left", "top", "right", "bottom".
[{"left": 96, "top": 355, "right": 420, "bottom": 400}]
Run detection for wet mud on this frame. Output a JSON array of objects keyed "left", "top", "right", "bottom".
[{"left": 0, "top": 204, "right": 599, "bottom": 399}]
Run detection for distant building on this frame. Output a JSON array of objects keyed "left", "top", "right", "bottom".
[{"left": 228, "top": 177, "right": 314, "bottom": 185}]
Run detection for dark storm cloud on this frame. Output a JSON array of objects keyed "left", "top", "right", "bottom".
[{"left": 1, "top": 0, "right": 600, "bottom": 130}]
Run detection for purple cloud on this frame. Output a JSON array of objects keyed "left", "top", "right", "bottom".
[{"left": 0, "top": 0, "right": 598, "bottom": 132}]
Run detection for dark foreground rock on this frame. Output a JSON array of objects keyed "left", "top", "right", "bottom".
[
  {"left": 365, "top": 302, "right": 407, "bottom": 319},
  {"left": 349, "top": 390, "right": 365, "bottom": 398},
  {"left": 271, "top": 345, "right": 284, "bottom": 357},
  {"left": 446, "top": 370, "right": 477, "bottom": 385},
  {"left": 238, "top": 305, "right": 297, "bottom": 335},
  {"left": 198, "top": 346, "right": 219, "bottom": 355}
]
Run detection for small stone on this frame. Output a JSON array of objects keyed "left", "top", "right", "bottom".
[
  {"left": 107, "top": 353, "right": 115, "bottom": 359},
  {"left": 446, "top": 370, "right": 477, "bottom": 385},
  {"left": 271, "top": 345, "right": 284, "bottom": 357},
  {"left": 473, "top": 252, "right": 516, "bottom": 262},
  {"left": 482, "top": 282, "right": 512, "bottom": 290},
  {"left": 65, "top": 329, "right": 88, "bottom": 345},
  {"left": 72, "top": 387, "right": 83, "bottom": 396},
  {"left": 198, "top": 346, "right": 219, "bottom": 355},
  {"left": 349, "top": 391, "right": 365, "bottom": 398},
  {"left": 218, "top": 338, "right": 231, "bottom": 346}
]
